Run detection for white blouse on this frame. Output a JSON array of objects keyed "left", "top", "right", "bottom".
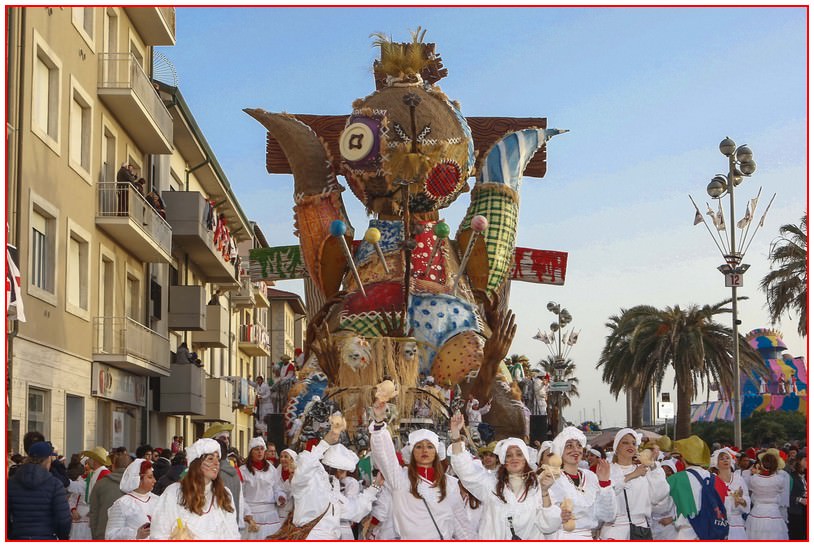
[
  {"left": 450, "top": 449, "right": 561, "bottom": 539},
  {"left": 369, "top": 425, "right": 476, "bottom": 540},
  {"left": 149, "top": 481, "right": 240, "bottom": 540},
  {"left": 105, "top": 491, "right": 158, "bottom": 540},
  {"left": 601, "top": 463, "right": 670, "bottom": 535},
  {"left": 548, "top": 468, "right": 616, "bottom": 538}
]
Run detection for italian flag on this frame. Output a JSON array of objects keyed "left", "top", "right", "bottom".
[{"left": 666, "top": 468, "right": 728, "bottom": 518}]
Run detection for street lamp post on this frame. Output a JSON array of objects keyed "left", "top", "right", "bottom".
[
  {"left": 690, "top": 137, "right": 774, "bottom": 449},
  {"left": 533, "top": 301, "right": 578, "bottom": 435}
]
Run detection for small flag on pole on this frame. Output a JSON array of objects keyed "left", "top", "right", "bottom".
[
  {"left": 715, "top": 201, "right": 726, "bottom": 231},
  {"left": 693, "top": 207, "right": 704, "bottom": 225},
  {"left": 736, "top": 203, "right": 753, "bottom": 229},
  {"left": 6, "top": 244, "right": 26, "bottom": 322},
  {"left": 567, "top": 330, "right": 580, "bottom": 345},
  {"left": 533, "top": 329, "right": 550, "bottom": 343}
]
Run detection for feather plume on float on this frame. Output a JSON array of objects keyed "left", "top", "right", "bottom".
[{"left": 371, "top": 27, "right": 431, "bottom": 83}]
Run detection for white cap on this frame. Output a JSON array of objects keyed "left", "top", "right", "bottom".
[
  {"left": 493, "top": 438, "right": 531, "bottom": 466},
  {"left": 710, "top": 447, "right": 739, "bottom": 470},
  {"left": 186, "top": 438, "right": 221, "bottom": 465},
  {"left": 552, "top": 426, "right": 587, "bottom": 457},
  {"left": 587, "top": 447, "right": 602, "bottom": 458},
  {"left": 661, "top": 458, "right": 678, "bottom": 474},
  {"left": 248, "top": 436, "right": 266, "bottom": 452},
  {"left": 401, "top": 429, "right": 443, "bottom": 464},
  {"left": 612, "top": 428, "right": 642, "bottom": 455},
  {"left": 321, "top": 444, "right": 359, "bottom": 472},
  {"left": 119, "top": 458, "right": 146, "bottom": 493},
  {"left": 281, "top": 448, "right": 298, "bottom": 464}
]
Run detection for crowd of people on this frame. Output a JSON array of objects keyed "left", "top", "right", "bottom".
[{"left": 5, "top": 416, "right": 807, "bottom": 540}]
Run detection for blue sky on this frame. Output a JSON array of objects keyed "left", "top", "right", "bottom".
[{"left": 158, "top": 6, "right": 807, "bottom": 428}]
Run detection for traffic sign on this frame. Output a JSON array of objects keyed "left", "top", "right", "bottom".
[{"left": 549, "top": 381, "right": 571, "bottom": 392}]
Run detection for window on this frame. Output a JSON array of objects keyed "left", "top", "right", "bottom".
[
  {"left": 101, "top": 122, "right": 116, "bottom": 182},
  {"left": 29, "top": 193, "right": 58, "bottom": 304},
  {"left": 27, "top": 387, "right": 49, "bottom": 438},
  {"left": 66, "top": 220, "right": 91, "bottom": 318},
  {"left": 69, "top": 77, "right": 93, "bottom": 181},
  {"left": 126, "top": 270, "right": 141, "bottom": 323},
  {"left": 72, "top": 8, "right": 95, "bottom": 47},
  {"left": 31, "top": 31, "right": 61, "bottom": 151}
]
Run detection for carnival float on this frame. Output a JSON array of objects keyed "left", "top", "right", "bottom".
[{"left": 245, "top": 29, "right": 569, "bottom": 450}]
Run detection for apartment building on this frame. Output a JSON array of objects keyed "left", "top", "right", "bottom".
[
  {"left": 266, "top": 288, "right": 306, "bottom": 365},
  {"left": 6, "top": 7, "right": 267, "bottom": 457}
]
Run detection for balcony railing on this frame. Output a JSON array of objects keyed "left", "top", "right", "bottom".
[
  {"left": 232, "top": 275, "right": 256, "bottom": 308},
  {"left": 97, "top": 52, "right": 172, "bottom": 152},
  {"left": 238, "top": 324, "right": 270, "bottom": 357},
  {"left": 253, "top": 280, "right": 269, "bottom": 307},
  {"left": 93, "top": 316, "right": 170, "bottom": 376},
  {"left": 96, "top": 182, "right": 172, "bottom": 262}
]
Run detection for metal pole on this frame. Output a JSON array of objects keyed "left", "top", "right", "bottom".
[{"left": 728, "top": 156, "right": 742, "bottom": 449}]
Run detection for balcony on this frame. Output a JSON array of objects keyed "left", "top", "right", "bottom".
[
  {"left": 97, "top": 53, "right": 173, "bottom": 153},
  {"left": 124, "top": 7, "right": 176, "bottom": 46},
  {"left": 93, "top": 316, "right": 170, "bottom": 377},
  {"left": 96, "top": 183, "right": 173, "bottom": 263},
  {"left": 253, "top": 280, "right": 270, "bottom": 308},
  {"left": 168, "top": 285, "right": 206, "bottom": 331},
  {"left": 192, "top": 378, "right": 233, "bottom": 423},
  {"left": 191, "top": 304, "right": 229, "bottom": 348},
  {"left": 232, "top": 276, "right": 255, "bottom": 309},
  {"left": 159, "top": 362, "right": 205, "bottom": 415},
  {"left": 162, "top": 191, "right": 239, "bottom": 286},
  {"left": 238, "top": 324, "right": 270, "bottom": 357},
  {"left": 225, "top": 376, "right": 256, "bottom": 409}
]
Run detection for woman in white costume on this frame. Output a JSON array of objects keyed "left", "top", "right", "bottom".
[
  {"left": 548, "top": 426, "right": 616, "bottom": 540},
  {"left": 744, "top": 451, "right": 789, "bottom": 539},
  {"left": 66, "top": 459, "right": 92, "bottom": 540},
  {"left": 149, "top": 438, "right": 240, "bottom": 539},
  {"left": 650, "top": 459, "right": 679, "bottom": 540},
  {"left": 287, "top": 414, "right": 380, "bottom": 539},
  {"left": 105, "top": 459, "right": 158, "bottom": 539},
  {"left": 239, "top": 436, "right": 283, "bottom": 539},
  {"left": 368, "top": 398, "right": 475, "bottom": 540},
  {"left": 599, "top": 429, "right": 670, "bottom": 539},
  {"left": 321, "top": 441, "right": 383, "bottom": 540},
  {"left": 275, "top": 448, "right": 296, "bottom": 521},
  {"left": 448, "top": 412, "right": 560, "bottom": 540},
  {"left": 712, "top": 447, "right": 750, "bottom": 540}
]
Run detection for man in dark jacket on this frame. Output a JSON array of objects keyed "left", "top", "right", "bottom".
[
  {"left": 153, "top": 451, "right": 186, "bottom": 496},
  {"left": 7, "top": 441, "right": 72, "bottom": 539},
  {"left": 88, "top": 452, "right": 130, "bottom": 539}
]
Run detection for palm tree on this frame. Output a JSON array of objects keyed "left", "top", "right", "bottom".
[
  {"left": 596, "top": 306, "right": 666, "bottom": 429},
  {"left": 596, "top": 299, "right": 764, "bottom": 438},
  {"left": 504, "top": 353, "right": 531, "bottom": 381},
  {"left": 760, "top": 214, "right": 807, "bottom": 337},
  {"left": 536, "top": 356, "right": 580, "bottom": 431}
]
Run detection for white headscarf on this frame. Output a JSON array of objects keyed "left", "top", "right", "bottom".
[
  {"left": 710, "top": 447, "right": 739, "bottom": 471},
  {"left": 119, "top": 458, "right": 147, "bottom": 493},
  {"left": 400, "top": 429, "right": 443, "bottom": 464},
  {"left": 493, "top": 438, "right": 531, "bottom": 466},
  {"left": 660, "top": 458, "right": 678, "bottom": 475},
  {"left": 612, "top": 428, "right": 643, "bottom": 455},
  {"left": 248, "top": 436, "right": 266, "bottom": 452},
  {"left": 552, "top": 426, "right": 587, "bottom": 457},
  {"left": 322, "top": 443, "right": 359, "bottom": 472},
  {"left": 186, "top": 438, "right": 221, "bottom": 465},
  {"left": 281, "top": 448, "right": 298, "bottom": 464}
]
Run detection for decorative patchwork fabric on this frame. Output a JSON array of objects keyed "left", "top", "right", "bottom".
[
  {"left": 425, "top": 161, "right": 461, "bottom": 199},
  {"left": 284, "top": 373, "right": 328, "bottom": 431},
  {"left": 408, "top": 292, "right": 482, "bottom": 371},
  {"left": 476, "top": 128, "right": 546, "bottom": 191},
  {"left": 410, "top": 220, "right": 447, "bottom": 284},
  {"left": 430, "top": 330, "right": 485, "bottom": 386},
  {"left": 342, "top": 281, "right": 403, "bottom": 315},
  {"left": 459, "top": 184, "right": 519, "bottom": 292},
  {"left": 249, "top": 245, "right": 305, "bottom": 280},
  {"left": 294, "top": 190, "right": 348, "bottom": 296},
  {"left": 354, "top": 219, "right": 404, "bottom": 264}
]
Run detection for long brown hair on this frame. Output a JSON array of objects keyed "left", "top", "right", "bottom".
[
  {"left": 494, "top": 463, "right": 537, "bottom": 503},
  {"left": 179, "top": 458, "right": 234, "bottom": 515},
  {"left": 407, "top": 453, "right": 447, "bottom": 502}
]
